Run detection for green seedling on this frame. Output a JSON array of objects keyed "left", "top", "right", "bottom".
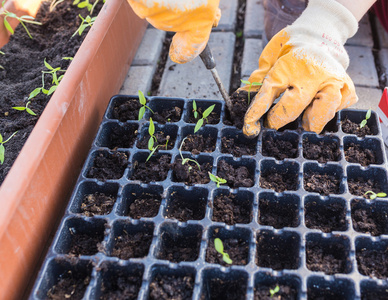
[
  {"left": 1, "top": 0, "right": 42, "bottom": 39},
  {"left": 73, "top": 0, "right": 93, "bottom": 11},
  {"left": 0, "top": 50, "right": 4, "bottom": 70},
  {"left": 364, "top": 191, "right": 387, "bottom": 200},
  {"left": 208, "top": 172, "right": 226, "bottom": 188},
  {"left": 146, "top": 118, "right": 158, "bottom": 162},
  {"left": 49, "top": 0, "right": 65, "bottom": 12},
  {"left": 194, "top": 104, "right": 215, "bottom": 133},
  {"left": 360, "top": 108, "right": 372, "bottom": 129},
  {"left": 62, "top": 57, "right": 73, "bottom": 61},
  {"left": 214, "top": 238, "right": 232, "bottom": 264},
  {"left": 138, "top": 90, "right": 154, "bottom": 120},
  {"left": 240, "top": 79, "right": 262, "bottom": 105},
  {"left": 179, "top": 137, "right": 201, "bottom": 171},
  {"left": 12, "top": 101, "right": 36, "bottom": 116},
  {"left": 72, "top": 14, "right": 96, "bottom": 37},
  {"left": 192, "top": 100, "right": 199, "bottom": 119},
  {"left": 0, "top": 131, "right": 18, "bottom": 164},
  {"left": 269, "top": 285, "right": 280, "bottom": 298}
]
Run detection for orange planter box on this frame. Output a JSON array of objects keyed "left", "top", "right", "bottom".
[{"left": 0, "top": 0, "right": 146, "bottom": 299}]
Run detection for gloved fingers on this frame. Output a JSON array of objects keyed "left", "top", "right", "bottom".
[
  {"left": 337, "top": 75, "right": 358, "bottom": 111},
  {"left": 213, "top": 8, "right": 221, "bottom": 27}
]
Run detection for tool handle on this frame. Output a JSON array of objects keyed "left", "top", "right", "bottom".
[{"left": 199, "top": 44, "right": 216, "bottom": 69}]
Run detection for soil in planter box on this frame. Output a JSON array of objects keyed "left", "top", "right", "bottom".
[
  {"left": 172, "top": 159, "right": 212, "bottom": 185},
  {"left": 137, "top": 131, "right": 175, "bottom": 150},
  {"left": 259, "top": 199, "right": 299, "bottom": 229},
  {"left": 254, "top": 284, "right": 298, "bottom": 300},
  {"left": 149, "top": 273, "right": 194, "bottom": 300},
  {"left": 303, "top": 139, "right": 340, "bottom": 163},
  {"left": 202, "top": 277, "right": 247, "bottom": 300},
  {"left": 348, "top": 177, "right": 381, "bottom": 198},
  {"left": 306, "top": 242, "right": 347, "bottom": 275},
  {"left": 166, "top": 195, "right": 206, "bottom": 222},
  {"left": 262, "top": 137, "right": 298, "bottom": 160},
  {"left": 81, "top": 192, "right": 115, "bottom": 217},
  {"left": 112, "top": 99, "right": 142, "bottom": 122},
  {"left": 345, "top": 143, "right": 377, "bottom": 166},
  {"left": 351, "top": 201, "right": 388, "bottom": 236},
  {"left": 111, "top": 231, "right": 152, "bottom": 260},
  {"left": 304, "top": 173, "right": 340, "bottom": 195},
  {"left": 260, "top": 172, "right": 298, "bottom": 192},
  {"left": 221, "top": 136, "right": 256, "bottom": 157},
  {"left": 188, "top": 107, "right": 220, "bottom": 125},
  {"left": 68, "top": 231, "right": 104, "bottom": 256},
  {"left": 224, "top": 90, "right": 257, "bottom": 129},
  {"left": 151, "top": 106, "right": 182, "bottom": 124},
  {"left": 357, "top": 248, "right": 388, "bottom": 279},
  {"left": 100, "top": 270, "right": 142, "bottom": 300},
  {"left": 127, "top": 194, "right": 162, "bottom": 219},
  {"left": 158, "top": 233, "right": 201, "bottom": 263},
  {"left": 0, "top": 0, "right": 103, "bottom": 185},
  {"left": 342, "top": 117, "right": 373, "bottom": 137},
  {"left": 206, "top": 238, "right": 249, "bottom": 266},
  {"left": 212, "top": 193, "right": 252, "bottom": 225},
  {"left": 108, "top": 126, "right": 138, "bottom": 149},
  {"left": 217, "top": 160, "right": 254, "bottom": 188},
  {"left": 87, "top": 151, "right": 128, "bottom": 181},
  {"left": 305, "top": 202, "right": 346, "bottom": 233},
  {"left": 181, "top": 134, "right": 216, "bottom": 154},
  {"left": 131, "top": 155, "right": 171, "bottom": 183},
  {"left": 47, "top": 269, "right": 90, "bottom": 300}
]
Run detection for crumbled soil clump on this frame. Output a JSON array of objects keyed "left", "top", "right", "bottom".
[
  {"left": 181, "top": 134, "right": 216, "bottom": 154},
  {"left": 342, "top": 117, "right": 373, "bottom": 137},
  {"left": 100, "top": 270, "right": 142, "bottom": 300},
  {"left": 81, "top": 193, "right": 115, "bottom": 216},
  {"left": 217, "top": 160, "right": 254, "bottom": 188},
  {"left": 47, "top": 269, "right": 90, "bottom": 300},
  {"left": 137, "top": 131, "right": 175, "bottom": 150},
  {"left": 158, "top": 233, "right": 200, "bottom": 263},
  {"left": 304, "top": 173, "right": 340, "bottom": 195},
  {"left": 259, "top": 199, "right": 298, "bottom": 229},
  {"left": 221, "top": 136, "right": 256, "bottom": 157},
  {"left": 87, "top": 151, "right": 128, "bottom": 181},
  {"left": 348, "top": 177, "right": 381, "bottom": 198},
  {"left": 254, "top": 284, "right": 298, "bottom": 300},
  {"left": 112, "top": 99, "right": 142, "bottom": 122},
  {"left": 212, "top": 193, "right": 252, "bottom": 225},
  {"left": 111, "top": 231, "right": 152, "bottom": 259},
  {"left": 166, "top": 196, "right": 206, "bottom": 222},
  {"left": 149, "top": 274, "right": 194, "bottom": 300},
  {"left": 262, "top": 137, "right": 298, "bottom": 160},
  {"left": 127, "top": 195, "right": 161, "bottom": 219},
  {"left": 106, "top": 126, "right": 137, "bottom": 149},
  {"left": 224, "top": 90, "right": 256, "bottom": 129},
  {"left": 345, "top": 143, "right": 377, "bottom": 166},
  {"left": 351, "top": 200, "right": 388, "bottom": 236},
  {"left": 260, "top": 172, "right": 298, "bottom": 192},
  {"left": 303, "top": 139, "right": 340, "bottom": 163},
  {"left": 206, "top": 238, "right": 249, "bottom": 266},
  {"left": 151, "top": 106, "right": 182, "bottom": 124},
  {"left": 131, "top": 155, "right": 171, "bottom": 183},
  {"left": 202, "top": 277, "right": 247, "bottom": 300},
  {"left": 357, "top": 248, "right": 388, "bottom": 279},
  {"left": 68, "top": 231, "right": 104, "bottom": 256},
  {"left": 305, "top": 202, "right": 346, "bottom": 233},
  {"left": 172, "top": 159, "right": 212, "bottom": 185}
]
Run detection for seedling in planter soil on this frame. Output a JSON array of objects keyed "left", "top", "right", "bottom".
[
  {"left": 269, "top": 285, "right": 280, "bottom": 298},
  {"left": 214, "top": 238, "right": 232, "bottom": 264},
  {"left": 73, "top": 0, "right": 104, "bottom": 15},
  {"left": 12, "top": 101, "right": 36, "bottom": 116},
  {"left": 360, "top": 108, "right": 372, "bottom": 128},
  {"left": 0, "top": 131, "right": 18, "bottom": 165},
  {"left": 240, "top": 79, "right": 262, "bottom": 105},
  {"left": 72, "top": 14, "right": 97, "bottom": 37},
  {"left": 192, "top": 100, "right": 199, "bottom": 119},
  {"left": 179, "top": 137, "right": 201, "bottom": 171},
  {"left": 138, "top": 90, "right": 154, "bottom": 121},
  {"left": 208, "top": 172, "right": 226, "bottom": 187},
  {"left": 0, "top": 51, "right": 4, "bottom": 70},
  {"left": 49, "top": 0, "right": 65, "bottom": 12},
  {"left": 364, "top": 191, "right": 387, "bottom": 200},
  {"left": 194, "top": 104, "right": 215, "bottom": 133},
  {"left": 146, "top": 118, "right": 158, "bottom": 162},
  {"left": 1, "top": 0, "right": 42, "bottom": 39}
]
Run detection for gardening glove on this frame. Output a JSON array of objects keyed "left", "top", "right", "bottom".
[
  {"left": 240, "top": 0, "right": 358, "bottom": 137},
  {"left": 127, "top": 0, "right": 221, "bottom": 63}
]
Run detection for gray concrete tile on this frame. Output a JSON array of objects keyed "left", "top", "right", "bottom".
[
  {"left": 244, "top": 0, "right": 264, "bottom": 38},
  {"left": 241, "top": 38, "right": 263, "bottom": 77},
  {"left": 119, "top": 65, "right": 154, "bottom": 95},
  {"left": 378, "top": 48, "right": 388, "bottom": 87},
  {"left": 375, "top": 17, "right": 388, "bottom": 49},
  {"left": 353, "top": 86, "right": 383, "bottom": 111},
  {"left": 132, "top": 28, "right": 165, "bottom": 66},
  {"left": 214, "top": 0, "right": 238, "bottom": 32},
  {"left": 346, "top": 15, "right": 373, "bottom": 47},
  {"left": 159, "top": 32, "right": 236, "bottom": 99}
]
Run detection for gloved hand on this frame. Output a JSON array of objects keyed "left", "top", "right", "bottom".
[
  {"left": 240, "top": 0, "right": 359, "bottom": 137},
  {"left": 127, "top": 0, "right": 221, "bottom": 64}
]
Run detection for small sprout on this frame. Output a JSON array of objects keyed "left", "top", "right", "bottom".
[
  {"left": 49, "top": 0, "right": 65, "bottom": 12},
  {"left": 146, "top": 118, "right": 158, "bottom": 162},
  {"left": 235, "top": 30, "right": 243, "bottom": 38},
  {"left": 165, "top": 135, "right": 170, "bottom": 150},
  {"left": 62, "top": 57, "right": 73, "bottom": 61},
  {"left": 194, "top": 104, "right": 215, "bottom": 133},
  {"left": 0, "top": 50, "right": 4, "bottom": 70},
  {"left": 72, "top": 14, "right": 97, "bottom": 37},
  {"left": 364, "top": 191, "right": 387, "bottom": 200},
  {"left": 138, "top": 90, "right": 154, "bottom": 121},
  {"left": 214, "top": 238, "right": 232, "bottom": 264},
  {"left": 240, "top": 79, "right": 262, "bottom": 105},
  {"left": 179, "top": 137, "right": 201, "bottom": 171},
  {"left": 0, "top": 131, "right": 18, "bottom": 164},
  {"left": 192, "top": 100, "right": 199, "bottom": 119},
  {"left": 208, "top": 172, "right": 226, "bottom": 188},
  {"left": 360, "top": 108, "right": 372, "bottom": 129},
  {"left": 269, "top": 285, "right": 280, "bottom": 298},
  {"left": 73, "top": 0, "right": 93, "bottom": 11},
  {"left": 12, "top": 101, "right": 36, "bottom": 116}
]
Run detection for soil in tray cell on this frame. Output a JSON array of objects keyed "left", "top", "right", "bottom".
[
  {"left": 151, "top": 106, "right": 182, "bottom": 124},
  {"left": 221, "top": 135, "right": 257, "bottom": 157},
  {"left": 342, "top": 117, "right": 374, "bottom": 137},
  {"left": 181, "top": 134, "right": 216, "bottom": 154},
  {"left": 304, "top": 172, "right": 341, "bottom": 195},
  {"left": 131, "top": 154, "right": 171, "bottom": 182},
  {"left": 260, "top": 168, "right": 298, "bottom": 193},
  {"left": 303, "top": 138, "right": 340, "bottom": 163},
  {"left": 254, "top": 284, "right": 298, "bottom": 300},
  {"left": 212, "top": 192, "right": 253, "bottom": 225},
  {"left": 47, "top": 269, "right": 91, "bottom": 300},
  {"left": 201, "top": 271, "right": 248, "bottom": 300},
  {"left": 149, "top": 273, "right": 195, "bottom": 300},
  {"left": 357, "top": 247, "right": 388, "bottom": 279},
  {"left": 217, "top": 159, "right": 254, "bottom": 188},
  {"left": 68, "top": 230, "right": 104, "bottom": 256},
  {"left": 224, "top": 90, "right": 256, "bottom": 129},
  {"left": 80, "top": 192, "right": 115, "bottom": 217},
  {"left": 262, "top": 135, "right": 298, "bottom": 160},
  {"left": 127, "top": 193, "right": 162, "bottom": 219},
  {"left": 206, "top": 237, "right": 249, "bottom": 266},
  {"left": 112, "top": 98, "right": 142, "bottom": 121},
  {"left": 137, "top": 131, "right": 175, "bottom": 150},
  {"left": 102, "top": 124, "right": 138, "bottom": 149},
  {"left": 187, "top": 104, "right": 220, "bottom": 125},
  {"left": 165, "top": 193, "right": 207, "bottom": 222},
  {"left": 351, "top": 199, "right": 388, "bottom": 236},
  {"left": 86, "top": 151, "right": 128, "bottom": 181},
  {"left": 111, "top": 230, "right": 153, "bottom": 260},
  {"left": 345, "top": 142, "right": 378, "bottom": 166},
  {"left": 172, "top": 158, "right": 212, "bottom": 185},
  {"left": 258, "top": 197, "right": 299, "bottom": 229},
  {"left": 348, "top": 177, "right": 382, "bottom": 198}
]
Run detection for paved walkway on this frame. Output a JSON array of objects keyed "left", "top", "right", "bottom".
[{"left": 120, "top": 0, "right": 387, "bottom": 112}]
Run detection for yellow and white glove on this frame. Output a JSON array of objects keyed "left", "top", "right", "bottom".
[
  {"left": 127, "top": 0, "right": 221, "bottom": 64},
  {"left": 241, "top": 0, "right": 359, "bottom": 136}
]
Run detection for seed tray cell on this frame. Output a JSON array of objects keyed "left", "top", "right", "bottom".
[{"left": 31, "top": 96, "right": 388, "bottom": 299}]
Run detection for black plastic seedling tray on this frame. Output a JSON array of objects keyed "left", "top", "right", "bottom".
[{"left": 31, "top": 95, "right": 388, "bottom": 300}]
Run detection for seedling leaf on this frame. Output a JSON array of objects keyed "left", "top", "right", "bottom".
[
  {"left": 240, "top": 79, "right": 250, "bottom": 85},
  {"left": 12, "top": 107, "right": 25, "bottom": 111},
  {"left": 148, "top": 137, "right": 154, "bottom": 151},
  {"left": 194, "top": 119, "right": 203, "bottom": 133},
  {"left": 26, "top": 107, "right": 36, "bottom": 116},
  {"left": 138, "top": 90, "right": 146, "bottom": 105},
  {"left": 202, "top": 104, "right": 215, "bottom": 119},
  {"left": 360, "top": 119, "right": 367, "bottom": 128},
  {"left": 29, "top": 88, "right": 41, "bottom": 99},
  {"left": 138, "top": 106, "right": 145, "bottom": 121},
  {"left": 0, "top": 144, "right": 4, "bottom": 164},
  {"left": 0, "top": 133, "right": 2, "bottom": 143},
  {"left": 270, "top": 285, "right": 280, "bottom": 297},
  {"left": 376, "top": 192, "right": 387, "bottom": 198},
  {"left": 214, "top": 238, "right": 224, "bottom": 253},
  {"left": 366, "top": 108, "right": 372, "bottom": 119},
  {"left": 222, "top": 253, "right": 233, "bottom": 264},
  {"left": 149, "top": 118, "right": 155, "bottom": 135}
]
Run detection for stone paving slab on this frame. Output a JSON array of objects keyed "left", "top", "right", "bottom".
[
  {"left": 241, "top": 38, "right": 263, "bottom": 78},
  {"left": 132, "top": 28, "right": 165, "bottom": 66},
  {"left": 244, "top": 0, "right": 264, "bottom": 38},
  {"left": 353, "top": 86, "right": 382, "bottom": 111},
  {"left": 346, "top": 15, "right": 373, "bottom": 47},
  {"left": 375, "top": 17, "right": 388, "bottom": 49},
  {"left": 119, "top": 65, "right": 154, "bottom": 95},
  {"left": 213, "top": 0, "right": 238, "bottom": 32},
  {"left": 159, "top": 32, "right": 235, "bottom": 99},
  {"left": 378, "top": 48, "right": 388, "bottom": 87}
]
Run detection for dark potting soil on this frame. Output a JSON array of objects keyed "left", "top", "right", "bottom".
[
  {"left": 80, "top": 192, "right": 115, "bottom": 217},
  {"left": 106, "top": 126, "right": 138, "bottom": 149},
  {"left": 131, "top": 155, "right": 171, "bottom": 183},
  {"left": 221, "top": 136, "right": 256, "bottom": 157},
  {"left": 262, "top": 137, "right": 298, "bottom": 160},
  {"left": 166, "top": 195, "right": 206, "bottom": 222},
  {"left": 111, "top": 231, "right": 152, "bottom": 260},
  {"left": 351, "top": 200, "right": 388, "bottom": 236},
  {"left": 181, "top": 134, "right": 216, "bottom": 154},
  {"left": 212, "top": 193, "right": 252, "bottom": 225},
  {"left": 86, "top": 151, "right": 128, "bottom": 181},
  {"left": 348, "top": 177, "right": 381, "bottom": 198},
  {"left": 187, "top": 107, "right": 220, "bottom": 125},
  {"left": 112, "top": 99, "right": 142, "bottom": 122},
  {"left": 254, "top": 284, "right": 298, "bottom": 300},
  {"left": 306, "top": 241, "right": 347, "bottom": 275},
  {"left": 151, "top": 106, "right": 182, "bottom": 124},
  {"left": 0, "top": 0, "right": 103, "bottom": 185},
  {"left": 47, "top": 269, "right": 90, "bottom": 300},
  {"left": 149, "top": 273, "right": 194, "bottom": 300},
  {"left": 305, "top": 202, "right": 347, "bottom": 233},
  {"left": 158, "top": 232, "right": 200, "bottom": 263},
  {"left": 224, "top": 90, "right": 257, "bottom": 129},
  {"left": 304, "top": 173, "right": 340, "bottom": 195},
  {"left": 206, "top": 238, "right": 249, "bottom": 266},
  {"left": 172, "top": 159, "right": 212, "bottom": 185},
  {"left": 357, "top": 248, "right": 388, "bottom": 278},
  {"left": 342, "top": 117, "right": 373, "bottom": 137},
  {"left": 202, "top": 277, "right": 247, "bottom": 300},
  {"left": 68, "top": 231, "right": 104, "bottom": 256},
  {"left": 345, "top": 142, "right": 377, "bottom": 166},
  {"left": 137, "top": 131, "right": 175, "bottom": 150},
  {"left": 260, "top": 172, "right": 298, "bottom": 192},
  {"left": 259, "top": 198, "right": 299, "bottom": 229},
  {"left": 100, "top": 271, "right": 142, "bottom": 300},
  {"left": 127, "top": 194, "right": 162, "bottom": 219},
  {"left": 217, "top": 160, "right": 254, "bottom": 188},
  {"left": 303, "top": 139, "right": 340, "bottom": 163}
]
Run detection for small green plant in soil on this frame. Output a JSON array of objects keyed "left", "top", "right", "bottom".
[
  {"left": 1, "top": 0, "right": 42, "bottom": 39},
  {"left": 269, "top": 285, "right": 280, "bottom": 298},
  {"left": 364, "top": 191, "right": 387, "bottom": 200},
  {"left": 194, "top": 104, "right": 215, "bottom": 133},
  {"left": 214, "top": 238, "right": 232, "bottom": 264},
  {"left": 12, "top": 101, "right": 36, "bottom": 116},
  {"left": 146, "top": 118, "right": 158, "bottom": 162},
  {"left": 179, "top": 137, "right": 201, "bottom": 171},
  {"left": 49, "top": 0, "right": 65, "bottom": 12},
  {"left": 208, "top": 172, "right": 226, "bottom": 188},
  {"left": 0, "top": 50, "right": 4, "bottom": 70},
  {"left": 360, "top": 109, "right": 372, "bottom": 129},
  {"left": 72, "top": 14, "right": 97, "bottom": 37},
  {"left": 240, "top": 79, "right": 262, "bottom": 105},
  {"left": 192, "top": 100, "right": 199, "bottom": 119},
  {"left": 0, "top": 131, "right": 18, "bottom": 165},
  {"left": 73, "top": 0, "right": 103, "bottom": 15},
  {"left": 138, "top": 90, "right": 154, "bottom": 120}
]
